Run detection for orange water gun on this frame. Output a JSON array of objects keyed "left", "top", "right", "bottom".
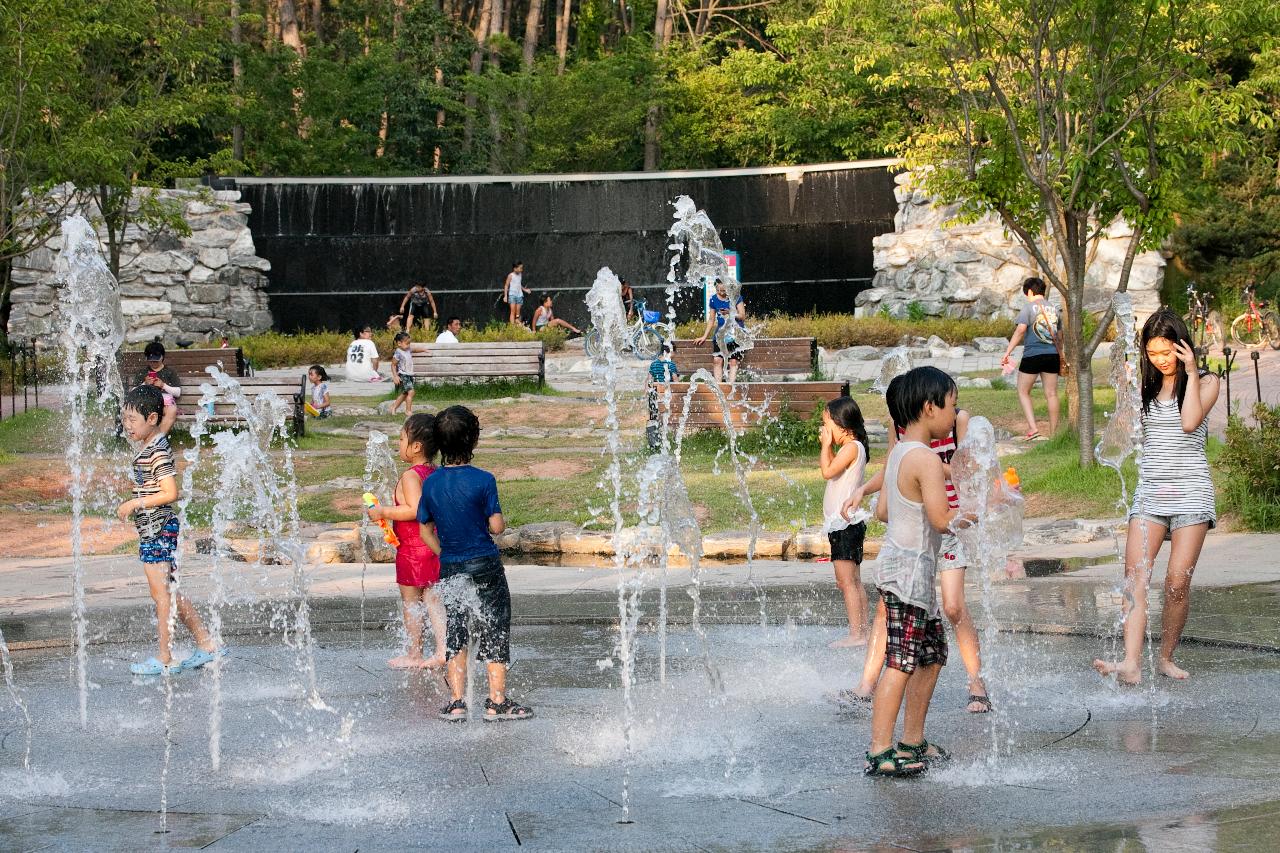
[
  {"left": 1003, "top": 467, "right": 1020, "bottom": 490},
  {"left": 362, "top": 492, "right": 400, "bottom": 547}
]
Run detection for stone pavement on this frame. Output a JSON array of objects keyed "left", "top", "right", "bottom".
[{"left": 1208, "top": 346, "right": 1279, "bottom": 437}]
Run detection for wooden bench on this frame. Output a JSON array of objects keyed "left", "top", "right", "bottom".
[
  {"left": 174, "top": 376, "right": 306, "bottom": 438},
  {"left": 121, "top": 347, "right": 248, "bottom": 382},
  {"left": 657, "top": 381, "right": 849, "bottom": 431},
  {"left": 409, "top": 341, "right": 545, "bottom": 384},
  {"left": 671, "top": 337, "right": 817, "bottom": 378}
]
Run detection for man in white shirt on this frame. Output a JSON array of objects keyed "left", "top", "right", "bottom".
[
  {"left": 435, "top": 317, "right": 462, "bottom": 344},
  {"left": 345, "top": 326, "right": 383, "bottom": 381}
]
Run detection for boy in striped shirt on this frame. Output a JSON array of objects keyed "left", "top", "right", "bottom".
[{"left": 119, "top": 385, "right": 224, "bottom": 676}]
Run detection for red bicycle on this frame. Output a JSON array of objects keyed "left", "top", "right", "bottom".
[{"left": 1229, "top": 284, "right": 1280, "bottom": 349}]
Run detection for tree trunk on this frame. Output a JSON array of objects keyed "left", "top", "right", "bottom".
[
  {"left": 464, "top": 0, "right": 496, "bottom": 154},
  {"left": 231, "top": 0, "right": 243, "bottom": 162},
  {"left": 311, "top": 0, "right": 322, "bottom": 44},
  {"left": 522, "top": 0, "right": 544, "bottom": 68},
  {"left": 279, "top": 0, "right": 305, "bottom": 56},
  {"left": 555, "top": 0, "right": 571, "bottom": 74},
  {"left": 643, "top": 0, "right": 669, "bottom": 170}
]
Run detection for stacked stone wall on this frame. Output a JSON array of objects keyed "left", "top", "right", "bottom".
[
  {"left": 858, "top": 171, "right": 1164, "bottom": 320},
  {"left": 8, "top": 185, "right": 273, "bottom": 343}
]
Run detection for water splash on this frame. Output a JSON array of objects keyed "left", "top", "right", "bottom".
[
  {"left": 667, "top": 196, "right": 754, "bottom": 360},
  {"left": 0, "top": 626, "right": 32, "bottom": 771},
  {"left": 871, "top": 347, "right": 913, "bottom": 395},
  {"left": 1096, "top": 293, "right": 1143, "bottom": 506},
  {"left": 55, "top": 215, "right": 127, "bottom": 730},
  {"left": 360, "top": 431, "right": 399, "bottom": 641}
]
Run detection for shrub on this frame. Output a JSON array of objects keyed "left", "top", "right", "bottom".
[
  {"left": 1221, "top": 404, "right": 1280, "bottom": 531},
  {"left": 674, "top": 313, "right": 1013, "bottom": 349}
]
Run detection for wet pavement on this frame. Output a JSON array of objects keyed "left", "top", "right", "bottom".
[{"left": 2, "top": 568, "right": 1280, "bottom": 850}]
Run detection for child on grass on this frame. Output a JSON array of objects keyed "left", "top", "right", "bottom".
[
  {"left": 819, "top": 395, "right": 871, "bottom": 649},
  {"left": 417, "top": 405, "right": 533, "bottom": 721},
  {"left": 865, "top": 366, "right": 959, "bottom": 777},
  {"left": 366, "top": 413, "right": 447, "bottom": 669},
  {"left": 389, "top": 332, "right": 417, "bottom": 416},
  {"left": 306, "top": 365, "right": 331, "bottom": 418},
  {"left": 119, "top": 385, "right": 224, "bottom": 675}
]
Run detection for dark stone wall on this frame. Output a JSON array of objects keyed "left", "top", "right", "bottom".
[{"left": 232, "top": 165, "right": 898, "bottom": 332}]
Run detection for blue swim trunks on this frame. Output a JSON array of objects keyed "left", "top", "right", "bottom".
[{"left": 139, "top": 517, "right": 180, "bottom": 565}]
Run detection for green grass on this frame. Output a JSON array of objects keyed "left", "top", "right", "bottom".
[
  {"left": 673, "top": 313, "right": 1016, "bottom": 349},
  {"left": 381, "top": 378, "right": 556, "bottom": 402},
  {"left": 0, "top": 408, "right": 60, "bottom": 455}
]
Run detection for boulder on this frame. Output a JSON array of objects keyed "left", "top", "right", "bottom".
[
  {"left": 791, "top": 527, "right": 830, "bottom": 559},
  {"left": 517, "top": 522, "right": 579, "bottom": 554},
  {"left": 972, "top": 336, "right": 1009, "bottom": 353},
  {"left": 198, "top": 247, "right": 230, "bottom": 269},
  {"left": 560, "top": 529, "right": 615, "bottom": 556}
]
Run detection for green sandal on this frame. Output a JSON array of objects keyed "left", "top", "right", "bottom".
[
  {"left": 897, "top": 739, "right": 951, "bottom": 767},
  {"left": 864, "top": 746, "right": 925, "bottom": 778}
]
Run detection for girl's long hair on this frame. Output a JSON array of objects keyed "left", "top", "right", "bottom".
[
  {"left": 825, "top": 396, "right": 869, "bottom": 458},
  {"left": 1139, "top": 307, "right": 1196, "bottom": 414}
]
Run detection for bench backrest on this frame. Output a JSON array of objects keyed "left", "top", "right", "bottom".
[
  {"left": 657, "top": 380, "right": 848, "bottom": 430},
  {"left": 121, "top": 347, "right": 247, "bottom": 382},
  {"left": 670, "top": 338, "right": 816, "bottom": 376},
  {"left": 173, "top": 376, "right": 304, "bottom": 422},
  {"left": 408, "top": 341, "right": 544, "bottom": 381}
]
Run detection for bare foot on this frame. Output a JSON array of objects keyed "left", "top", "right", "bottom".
[
  {"left": 1157, "top": 659, "right": 1190, "bottom": 680},
  {"left": 828, "top": 634, "right": 869, "bottom": 649},
  {"left": 388, "top": 655, "right": 425, "bottom": 669},
  {"left": 1093, "top": 658, "right": 1141, "bottom": 686},
  {"left": 421, "top": 654, "right": 446, "bottom": 669}
]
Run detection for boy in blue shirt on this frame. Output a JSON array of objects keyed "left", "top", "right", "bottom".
[
  {"left": 646, "top": 345, "right": 680, "bottom": 450},
  {"left": 418, "top": 405, "right": 533, "bottom": 722}
]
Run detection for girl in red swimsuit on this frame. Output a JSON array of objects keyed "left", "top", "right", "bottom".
[{"left": 366, "top": 413, "right": 446, "bottom": 669}]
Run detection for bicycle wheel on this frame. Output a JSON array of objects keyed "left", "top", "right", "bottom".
[
  {"left": 1264, "top": 311, "right": 1280, "bottom": 350},
  {"left": 1231, "top": 313, "right": 1265, "bottom": 348},
  {"left": 583, "top": 327, "right": 601, "bottom": 359},
  {"left": 633, "top": 327, "right": 664, "bottom": 360},
  {"left": 1205, "top": 310, "right": 1224, "bottom": 350}
]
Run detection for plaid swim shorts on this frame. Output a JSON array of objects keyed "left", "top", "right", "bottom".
[
  {"left": 139, "top": 517, "right": 180, "bottom": 566},
  {"left": 881, "top": 588, "right": 947, "bottom": 674}
]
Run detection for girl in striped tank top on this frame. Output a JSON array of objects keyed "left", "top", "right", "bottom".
[
  {"left": 833, "top": 402, "right": 992, "bottom": 714},
  {"left": 1094, "top": 309, "right": 1219, "bottom": 686}
]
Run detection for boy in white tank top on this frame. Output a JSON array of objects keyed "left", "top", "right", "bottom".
[{"left": 866, "top": 366, "right": 962, "bottom": 777}]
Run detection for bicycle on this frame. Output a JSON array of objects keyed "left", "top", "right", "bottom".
[
  {"left": 1229, "top": 283, "right": 1280, "bottom": 350},
  {"left": 1183, "top": 283, "right": 1223, "bottom": 351},
  {"left": 583, "top": 298, "right": 667, "bottom": 360}
]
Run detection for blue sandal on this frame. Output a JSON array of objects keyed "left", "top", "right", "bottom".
[
  {"left": 130, "top": 657, "right": 183, "bottom": 676},
  {"left": 181, "top": 647, "right": 229, "bottom": 671}
]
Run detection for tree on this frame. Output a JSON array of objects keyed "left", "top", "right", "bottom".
[{"left": 863, "top": 0, "right": 1275, "bottom": 465}]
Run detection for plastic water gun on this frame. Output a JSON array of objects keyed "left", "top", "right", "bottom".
[
  {"left": 1003, "top": 467, "right": 1021, "bottom": 490},
  {"left": 304, "top": 401, "right": 321, "bottom": 417},
  {"left": 362, "top": 492, "right": 400, "bottom": 547}
]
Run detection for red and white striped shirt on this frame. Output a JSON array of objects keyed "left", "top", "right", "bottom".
[{"left": 895, "top": 425, "right": 959, "bottom": 509}]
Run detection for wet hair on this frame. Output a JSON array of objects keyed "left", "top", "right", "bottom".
[
  {"left": 308, "top": 364, "right": 328, "bottom": 381},
  {"left": 144, "top": 340, "right": 165, "bottom": 360},
  {"left": 1023, "top": 277, "right": 1047, "bottom": 297},
  {"left": 447, "top": 316, "right": 461, "bottom": 326},
  {"left": 402, "top": 412, "right": 436, "bottom": 460},
  {"left": 394, "top": 331, "right": 410, "bottom": 345},
  {"left": 1139, "top": 307, "right": 1198, "bottom": 414},
  {"left": 123, "top": 384, "right": 165, "bottom": 422},
  {"left": 886, "top": 366, "right": 957, "bottom": 429},
  {"left": 825, "top": 396, "right": 869, "bottom": 456},
  {"left": 434, "top": 405, "right": 480, "bottom": 465}
]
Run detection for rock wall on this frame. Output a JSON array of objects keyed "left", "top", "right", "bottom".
[
  {"left": 857, "top": 171, "right": 1164, "bottom": 320},
  {"left": 8, "top": 185, "right": 273, "bottom": 343}
]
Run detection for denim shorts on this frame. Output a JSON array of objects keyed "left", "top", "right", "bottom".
[{"left": 1129, "top": 511, "right": 1216, "bottom": 541}]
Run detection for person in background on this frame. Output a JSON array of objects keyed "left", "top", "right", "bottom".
[
  {"left": 504, "top": 262, "right": 526, "bottom": 326},
  {"left": 694, "top": 278, "right": 747, "bottom": 383},
  {"left": 346, "top": 326, "right": 383, "bottom": 382},
  {"left": 645, "top": 344, "right": 680, "bottom": 450},
  {"left": 306, "top": 365, "right": 331, "bottom": 418},
  {"left": 436, "top": 317, "right": 463, "bottom": 344},
  {"left": 133, "top": 340, "right": 181, "bottom": 435},
  {"left": 620, "top": 280, "right": 636, "bottom": 321},
  {"left": 1001, "top": 277, "right": 1061, "bottom": 441},
  {"left": 400, "top": 283, "right": 439, "bottom": 332},
  {"left": 388, "top": 332, "right": 417, "bottom": 416},
  {"left": 531, "top": 295, "right": 581, "bottom": 335}
]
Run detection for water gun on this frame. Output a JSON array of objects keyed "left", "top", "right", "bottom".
[
  {"left": 362, "top": 492, "right": 400, "bottom": 547},
  {"left": 1003, "top": 467, "right": 1021, "bottom": 490},
  {"left": 304, "top": 401, "right": 321, "bottom": 417}
]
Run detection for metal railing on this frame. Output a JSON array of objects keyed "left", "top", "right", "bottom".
[{"left": 0, "top": 342, "right": 41, "bottom": 422}]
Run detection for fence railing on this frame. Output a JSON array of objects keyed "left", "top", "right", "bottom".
[{"left": 0, "top": 342, "right": 41, "bottom": 422}]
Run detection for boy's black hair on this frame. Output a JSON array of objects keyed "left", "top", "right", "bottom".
[
  {"left": 123, "top": 384, "right": 166, "bottom": 422},
  {"left": 1022, "top": 276, "right": 1047, "bottom": 297},
  {"left": 393, "top": 331, "right": 411, "bottom": 344},
  {"left": 144, "top": 340, "right": 166, "bottom": 359},
  {"left": 309, "top": 364, "right": 329, "bottom": 381},
  {"left": 825, "top": 395, "right": 870, "bottom": 456},
  {"left": 447, "top": 316, "right": 461, "bottom": 325},
  {"left": 434, "top": 405, "right": 480, "bottom": 465},
  {"left": 402, "top": 412, "right": 436, "bottom": 460},
  {"left": 886, "top": 366, "right": 957, "bottom": 429},
  {"left": 357, "top": 325, "right": 372, "bottom": 335}
]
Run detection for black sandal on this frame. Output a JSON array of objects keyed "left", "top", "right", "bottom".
[
  {"left": 897, "top": 739, "right": 950, "bottom": 767},
  {"left": 438, "top": 699, "right": 467, "bottom": 721},
  {"left": 864, "top": 746, "right": 924, "bottom": 777},
  {"left": 966, "top": 694, "right": 993, "bottom": 713},
  {"left": 484, "top": 698, "right": 534, "bottom": 721}
]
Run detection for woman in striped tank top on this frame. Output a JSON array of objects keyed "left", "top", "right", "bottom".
[
  {"left": 834, "top": 404, "right": 992, "bottom": 714},
  {"left": 1094, "top": 309, "right": 1219, "bottom": 686}
]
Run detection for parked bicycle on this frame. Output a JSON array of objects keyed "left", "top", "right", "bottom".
[
  {"left": 1229, "top": 283, "right": 1280, "bottom": 350},
  {"left": 1183, "top": 283, "right": 1223, "bottom": 351},
  {"left": 583, "top": 298, "right": 667, "bottom": 360}
]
